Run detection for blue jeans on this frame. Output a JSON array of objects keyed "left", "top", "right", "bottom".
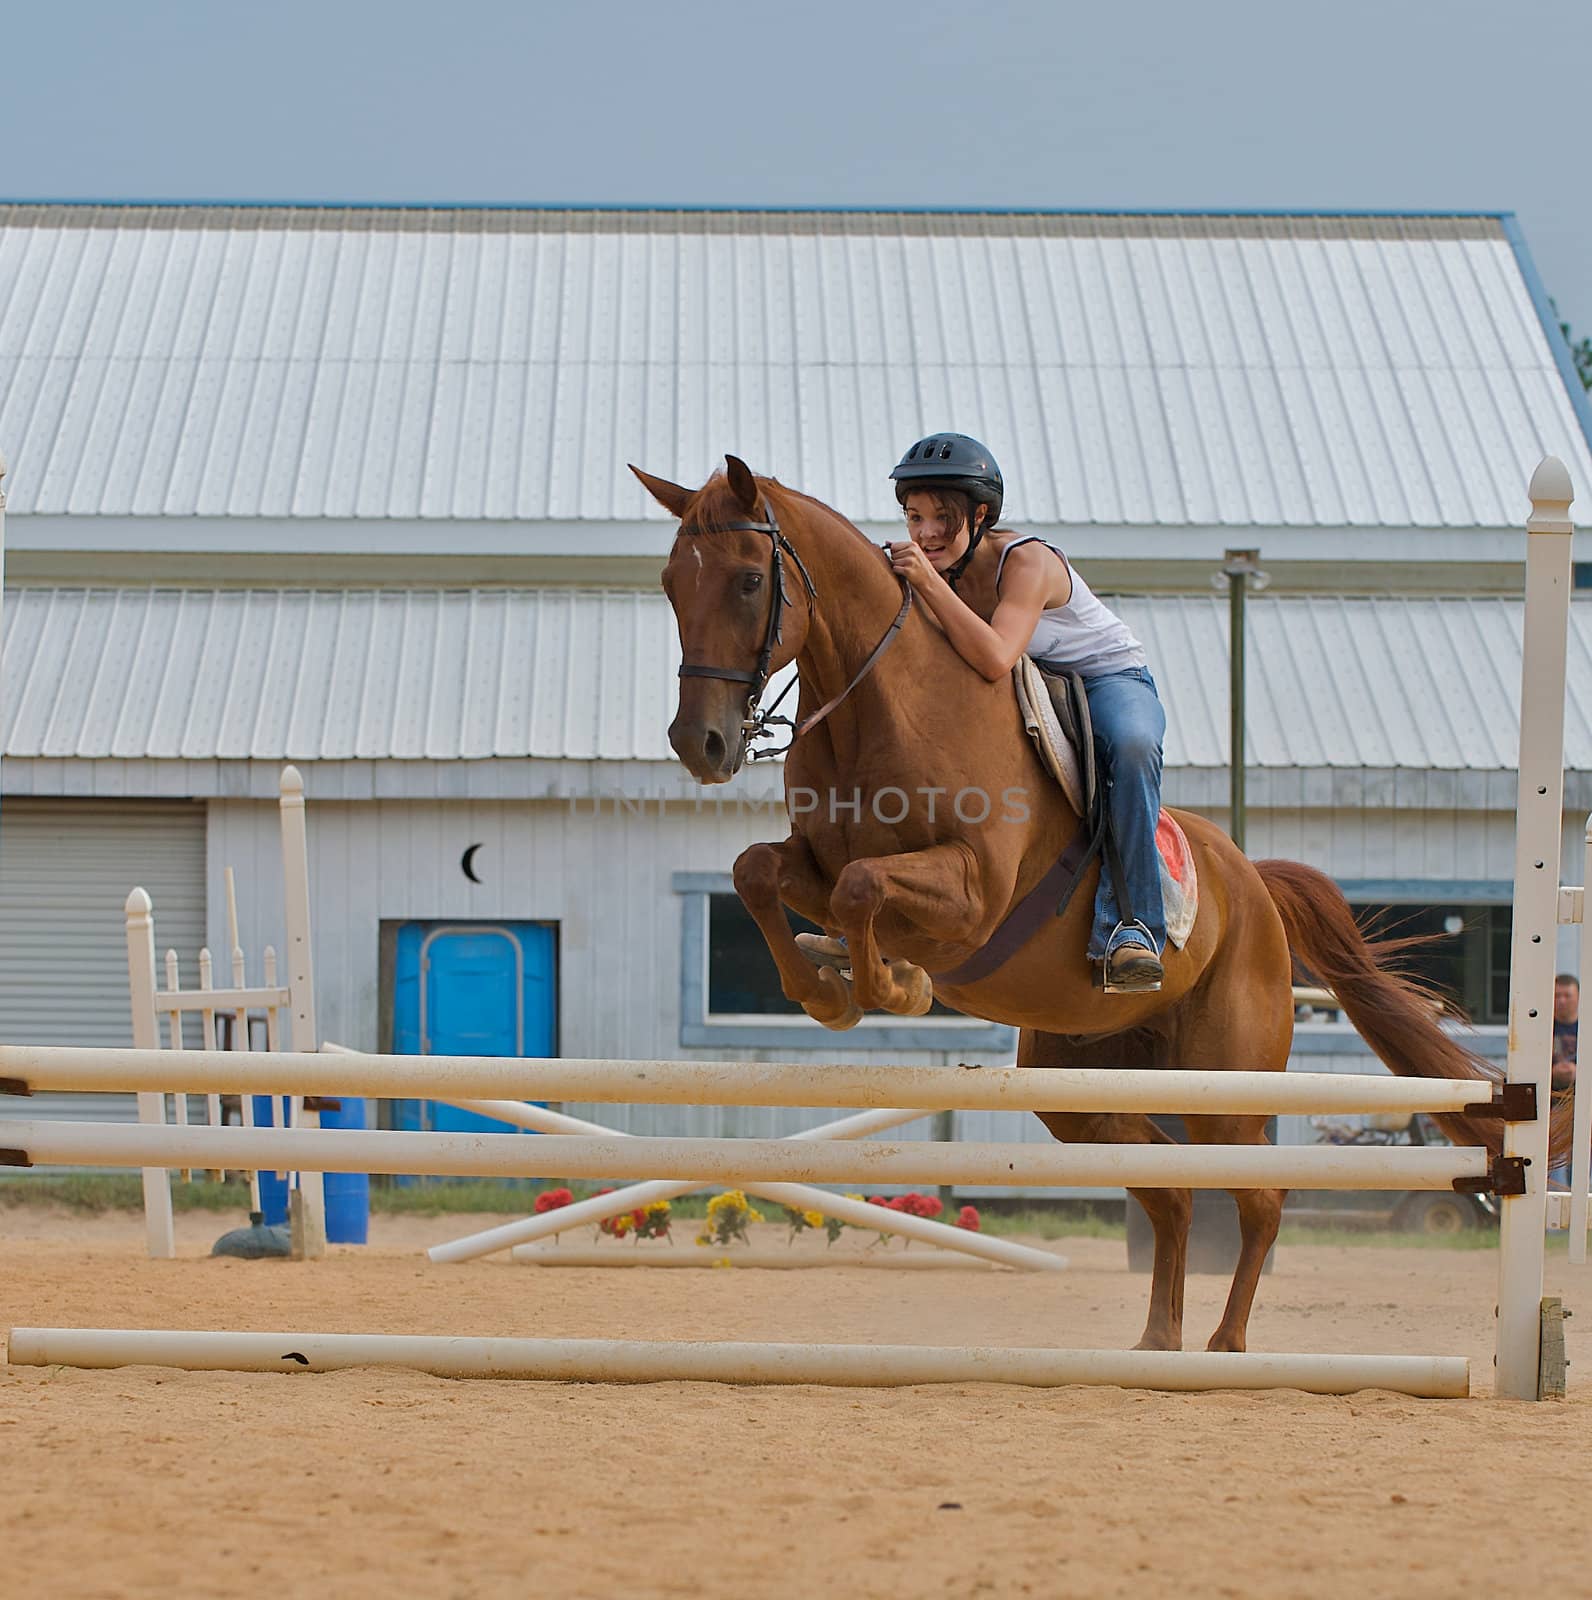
[{"left": 1073, "top": 667, "right": 1167, "bottom": 959}]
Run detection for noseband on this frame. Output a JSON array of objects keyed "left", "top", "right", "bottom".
[{"left": 676, "top": 494, "right": 913, "bottom": 757}]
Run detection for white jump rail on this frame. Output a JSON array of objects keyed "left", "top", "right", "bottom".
[
  {"left": 0, "top": 1047, "right": 1515, "bottom": 1118},
  {"left": 3, "top": 1329, "right": 1471, "bottom": 1398},
  {"left": 0, "top": 1121, "right": 1490, "bottom": 1190}
]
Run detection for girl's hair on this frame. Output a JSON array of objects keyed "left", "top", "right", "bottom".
[{"left": 902, "top": 486, "right": 989, "bottom": 535}]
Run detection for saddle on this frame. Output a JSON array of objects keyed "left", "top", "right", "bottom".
[
  {"left": 1012, "top": 657, "right": 1198, "bottom": 955},
  {"left": 1013, "top": 658, "right": 1098, "bottom": 825}
]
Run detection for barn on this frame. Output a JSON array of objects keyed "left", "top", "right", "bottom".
[{"left": 1, "top": 203, "right": 1589, "bottom": 1166}]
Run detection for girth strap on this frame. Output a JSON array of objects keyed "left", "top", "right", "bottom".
[{"left": 928, "top": 826, "right": 1093, "bottom": 987}]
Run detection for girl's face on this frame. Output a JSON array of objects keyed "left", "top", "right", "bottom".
[{"left": 903, "top": 491, "right": 983, "bottom": 572}]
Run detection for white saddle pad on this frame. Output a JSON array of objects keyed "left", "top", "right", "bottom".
[{"left": 1013, "top": 657, "right": 1086, "bottom": 816}]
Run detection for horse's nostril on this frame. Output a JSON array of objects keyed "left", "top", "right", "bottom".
[{"left": 703, "top": 729, "right": 727, "bottom": 770}]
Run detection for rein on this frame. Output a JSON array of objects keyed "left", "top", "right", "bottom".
[{"left": 676, "top": 494, "right": 913, "bottom": 759}]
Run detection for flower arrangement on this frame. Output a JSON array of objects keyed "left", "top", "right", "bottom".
[
  {"left": 588, "top": 1187, "right": 646, "bottom": 1239},
  {"left": 633, "top": 1199, "right": 673, "bottom": 1242},
  {"left": 956, "top": 1204, "right": 981, "bottom": 1232},
  {"left": 533, "top": 1186, "right": 574, "bottom": 1214},
  {"left": 696, "top": 1189, "right": 763, "bottom": 1247},
  {"left": 780, "top": 1205, "right": 827, "bottom": 1244},
  {"left": 865, "top": 1191, "right": 949, "bottom": 1245}
]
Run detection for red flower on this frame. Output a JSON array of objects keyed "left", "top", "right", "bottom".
[
  {"left": 533, "top": 1187, "right": 574, "bottom": 1214},
  {"left": 867, "top": 1195, "right": 889, "bottom": 1207},
  {"left": 957, "top": 1205, "right": 981, "bottom": 1232}
]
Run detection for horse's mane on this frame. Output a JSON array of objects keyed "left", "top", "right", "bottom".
[{"left": 686, "top": 472, "right": 883, "bottom": 555}]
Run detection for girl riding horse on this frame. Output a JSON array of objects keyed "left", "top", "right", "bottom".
[{"left": 882, "top": 432, "right": 1166, "bottom": 994}]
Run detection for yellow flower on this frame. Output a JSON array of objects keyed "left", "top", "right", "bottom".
[
  {"left": 843, "top": 1193, "right": 865, "bottom": 1203},
  {"left": 803, "top": 1210, "right": 824, "bottom": 1228},
  {"left": 643, "top": 1200, "right": 671, "bottom": 1217},
  {"left": 695, "top": 1231, "right": 713, "bottom": 1246}
]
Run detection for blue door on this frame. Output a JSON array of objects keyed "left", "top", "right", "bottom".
[{"left": 392, "top": 922, "right": 556, "bottom": 1138}]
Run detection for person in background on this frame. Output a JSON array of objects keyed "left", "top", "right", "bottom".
[
  {"left": 1553, "top": 973, "right": 1579, "bottom": 1093},
  {"left": 1549, "top": 974, "right": 1579, "bottom": 1189}
]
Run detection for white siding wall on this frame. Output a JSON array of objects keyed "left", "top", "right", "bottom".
[{"left": 207, "top": 793, "right": 964, "bottom": 1066}]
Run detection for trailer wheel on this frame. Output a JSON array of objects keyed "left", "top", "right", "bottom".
[{"left": 1395, "top": 1192, "right": 1475, "bottom": 1235}]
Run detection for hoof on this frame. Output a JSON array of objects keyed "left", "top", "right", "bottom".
[
  {"left": 885, "top": 959, "right": 935, "bottom": 1016},
  {"left": 1133, "top": 1334, "right": 1183, "bottom": 1353},
  {"left": 803, "top": 966, "right": 863, "bottom": 1030}
]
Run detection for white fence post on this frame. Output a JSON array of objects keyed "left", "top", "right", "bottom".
[
  {"left": 1496, "top": 457, "right": 1574, "bottom": 1399},
  {"left": 278, "top": 765, "right": 327, "bottom": 1257},
  {"left": 123, "top": 889, "right": 176, "bottom": 1258}
]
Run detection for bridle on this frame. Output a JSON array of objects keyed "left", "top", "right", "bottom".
[{"left": 675, "top": 494, "right": 914, "bottom": 760}]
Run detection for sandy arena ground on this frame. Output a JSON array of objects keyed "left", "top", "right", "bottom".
[{"left": 5, "top": 1207, "right": 1592, "bottom": 1600}]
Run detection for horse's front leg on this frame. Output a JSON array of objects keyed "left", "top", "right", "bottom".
[
  {"left": 732, "top": 836, "right": 861, "bottom": 1029},
  {"left": 830, "top": 844, "right": 985, "bottom": 1016}
]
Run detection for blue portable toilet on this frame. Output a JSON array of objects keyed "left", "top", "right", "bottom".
[
  {"left": 255, "top": 1094, "right": 370, "bottom": 1243},
  {"left": 389, "top": 923, "right": 556, "bottom": 1165}
]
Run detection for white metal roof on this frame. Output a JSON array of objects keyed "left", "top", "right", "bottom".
[
  {"left": 4, "top": 585, "right": 1586, "bottom": 773},
  {"left": 1, "top": 205, "right": 1587, "bottom": 531}
]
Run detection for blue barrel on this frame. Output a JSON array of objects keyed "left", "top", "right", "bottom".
[
  {"left": 252, "top": 1095, "right": 369, "bottom": 1245},
  {"left": 319, "top": 1096, "right": 370, "bottom": 1244}
]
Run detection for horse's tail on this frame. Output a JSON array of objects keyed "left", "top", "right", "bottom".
[{"left": 1255, "top": 857, "right": 1571, "bottom": 1160}]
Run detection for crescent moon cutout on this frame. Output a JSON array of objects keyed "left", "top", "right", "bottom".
[{"left": 461, "top": 844, "right": 483, "bottom": 884}]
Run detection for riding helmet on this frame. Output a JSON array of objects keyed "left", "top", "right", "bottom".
[{"left": 889, "top": 434, "right": 1004, "bottom": 523}]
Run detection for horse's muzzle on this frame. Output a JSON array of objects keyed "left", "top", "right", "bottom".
[{"left": 669, "top": 715, "right": 743, "bottom": 783}]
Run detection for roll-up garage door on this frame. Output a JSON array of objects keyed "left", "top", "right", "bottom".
[{"left": 0, "top": 800, "right": 206, "bottom": 1053}]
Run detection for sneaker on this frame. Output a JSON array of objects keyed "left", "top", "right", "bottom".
[
  {"left": 795, "top": 933, "right": 850, "bottom": 971},
  {"left": 1105, "top": 942, "right": 1163, "bottom": 993}
]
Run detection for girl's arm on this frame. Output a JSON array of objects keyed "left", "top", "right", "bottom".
[{"left": 887, "top": 542, "right": 1069, "bottom": 682}]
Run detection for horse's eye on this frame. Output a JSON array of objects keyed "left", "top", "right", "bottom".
[{"left": 740, "top": 572, "right": 764, "bottom": 596}]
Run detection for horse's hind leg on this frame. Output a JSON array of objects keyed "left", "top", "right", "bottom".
[
  {"left": 1026, "top": 1030, "right": 1192, "bottom": 1352},
  {"left": 1181, "top": 1113, "right": 1285, "bottom": 1353},
  {"left": 1171, "top": 883, "right": 1294, "bottom": 1352},
  {"left": 1036, "top": 1110, "right": 1192, "bottom": 1351}
]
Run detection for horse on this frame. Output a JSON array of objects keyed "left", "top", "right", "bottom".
[{"left": 634, "top": 454, "right": 1549, "bottom": 1354}]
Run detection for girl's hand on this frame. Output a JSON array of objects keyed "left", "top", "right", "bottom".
[{"left": 886, "top": 540, "right": 941, "bottom": 591}]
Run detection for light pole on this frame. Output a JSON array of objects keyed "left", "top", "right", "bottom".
[{"left": 1213, "top": 549, "right": 1267, "bottom": 853}]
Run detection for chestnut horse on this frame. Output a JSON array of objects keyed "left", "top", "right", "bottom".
[{"left": 637, "top": 455, "right": 1529, "bottom": 1354}]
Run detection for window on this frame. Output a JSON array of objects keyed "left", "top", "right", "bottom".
[
  {"left": 673, "top": 872, "right": 1016, "bottom": 1052},
  {"left": 1345, "top": 902, "right": 1512, "bottom": 1025},
  {"left": 707, "top": 893, "right": 961, "bottom": 1018}
]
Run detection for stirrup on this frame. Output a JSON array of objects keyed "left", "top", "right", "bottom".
[{"left": 1094, "top": 923, "right": 1163, "bottom": 995}]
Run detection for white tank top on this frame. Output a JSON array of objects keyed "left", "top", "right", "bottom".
[{"left": 994, "top": 536, "right": 1147, "bottom": 677}]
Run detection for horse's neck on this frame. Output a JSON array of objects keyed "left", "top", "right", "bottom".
[{"left": 787, "top": 505, "right": 994, "bottom": 779}]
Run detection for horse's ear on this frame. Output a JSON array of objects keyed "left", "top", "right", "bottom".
[
  {"left": 629, "top": 465, "right": 694, "bottom": 519},
  {"left": 724, "top": 455, "right": 761, "bottom": 515}
]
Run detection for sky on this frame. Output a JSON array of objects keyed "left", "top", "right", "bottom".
[{"left": 4, "top": 0, "right": 1591, "bottom": 340}]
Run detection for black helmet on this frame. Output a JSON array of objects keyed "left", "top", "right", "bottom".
[{"left": 889, "top": 433, "right": 1004, "bottom": 586}]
